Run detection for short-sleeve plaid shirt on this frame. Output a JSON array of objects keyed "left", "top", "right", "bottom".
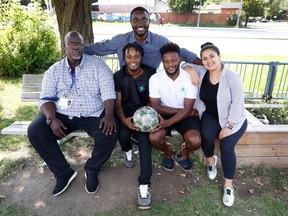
[{"left": 39, "top": 54, "right": 116, "bottom": 117}]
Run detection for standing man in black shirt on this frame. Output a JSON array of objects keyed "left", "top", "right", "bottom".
[{"left": 114, "top": 43, "right": 156, "bottom": 209}]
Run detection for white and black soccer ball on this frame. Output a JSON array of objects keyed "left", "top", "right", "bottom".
[{"left": 133, "top": 106, "right": 159, "bottom": 132}]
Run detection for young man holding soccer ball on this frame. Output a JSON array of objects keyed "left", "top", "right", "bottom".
[
  {"left": 149, "top": 43, "right": 201, "bottom": 172},
  {"left": 114, "top": 43, "right": 156, "bottom": 209}
]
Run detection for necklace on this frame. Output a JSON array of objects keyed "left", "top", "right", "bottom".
[{"left": 208, "top": 73, "right": 220, "bottom": 84}]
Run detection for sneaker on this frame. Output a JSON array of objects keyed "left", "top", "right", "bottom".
[
  {"left": 223, "top": 186, "right": 235, "bottom": 207},
  {"left": 207, "top": 155, "right": 218, "bottom": 180},
  {"left": 85, "top": 172, "right": 99, "bottom": 194},
  {"left": 53, "top": 170, "right": 77, "bottom": 196},
  {"left": 138, "top": 184, "right": 151, "bottom": 209},
  {"left": 124, "top": 149, "right": 135, "bottom": 168}
]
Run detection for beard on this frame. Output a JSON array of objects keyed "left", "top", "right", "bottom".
[
  {"left": 165, "top": 67, "right": 179, "bottom": 77},
  {"left": 133, "top": 26, "right": 149, "bottom": 38},
  {"left": 72, "top": 51, "right": 82, "bottom": 60}
]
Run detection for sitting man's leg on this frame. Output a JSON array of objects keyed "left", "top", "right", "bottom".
[
  {"left": 79, "top": 115, "right": 117, "bottom": 194},
  {"left": 118, "top": 123, "right": 135, "bottom": 168},
  {"left": 149, "top": 129, "right": 174, "bottom": 171},
  {"left": 134, "top": 131, "right": 152, "bottom": 209},
  {"left": 28, "top": 113, "right": 78, "bottom": 196},
  {"left": 175, "top": 115, "right": 201, "bottom": 171}
]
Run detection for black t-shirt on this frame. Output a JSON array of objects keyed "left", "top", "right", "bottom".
[
  {"left": 200, "top": 72, "right": 219, "bottom": 120},
  {"left": 114, "top": 64, "right": 156, "bottom": 117}
]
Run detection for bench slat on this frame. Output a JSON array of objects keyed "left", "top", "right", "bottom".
[
  {"left": 22, "top": 83, "right": 42, "bottom": 92},
  {"left": 1, "top": 121, "right": 89, "bottom": 137},
  {"left": 22, "top": 74, "right": 44, "bottom": 83}
]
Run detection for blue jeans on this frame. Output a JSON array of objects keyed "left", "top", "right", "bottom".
[
  {"left": 118, "top": 123, "right": 152, "bottom": 185},
  {"left": 28, "top": 112, "right": 117, "bottom": 178},
  {"left": 201, "top": 111, "right": 247, "bottom": 179}
]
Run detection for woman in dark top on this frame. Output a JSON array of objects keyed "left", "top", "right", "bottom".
[{"left": 183, "top": 42, "right": 247, "bottom": 207}]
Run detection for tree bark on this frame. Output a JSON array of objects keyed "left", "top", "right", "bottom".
[{"left": 52, "top": 0, "right": 94, "bottom": 54}]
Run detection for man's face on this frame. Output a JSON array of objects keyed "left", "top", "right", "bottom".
[
  {"left": 162, "top": 52, "right": 181, "bottom": 77},
  {"left": 65, "top": 36, "right": 84, "bottom": 61},
  {"left": 130, "top": 10, "right": 150, "bottom": 38},
  {"left": 124, "top": 47, "right": 142, "bottom": 72}
]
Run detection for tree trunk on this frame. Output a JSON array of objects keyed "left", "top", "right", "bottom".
[{"left": 52, "top": 0, "right": 94, "bottom": 54}]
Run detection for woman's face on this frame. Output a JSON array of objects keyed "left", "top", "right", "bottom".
[{"left": 201, "top": 49, "right": 221, "bottom": 71}]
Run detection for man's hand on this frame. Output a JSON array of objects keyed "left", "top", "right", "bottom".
[
  {"left": 50, "top": 118, "right": 67, "bottom": 138},
  {"left": 123, "top": 117, "right": 138, "bottom": 131},
  {"left": 99, "top": 115, "right": 117, "bottom": 135},
  {"left": 190, "top": 108, "right": 199, "bottom": 117},
  {"left": 150, "top": 115, "right": 169, "bottom": 133},
  {"left": 183, "top": 66, "right": 200, "bottom": 86}
]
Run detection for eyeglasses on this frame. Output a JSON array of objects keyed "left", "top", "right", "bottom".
[
  {"left": 131, "top": 18, "right": 149, "bottom": 24},
  {"left": 67, "top": 41, "right": 84, "bottom": 49}
]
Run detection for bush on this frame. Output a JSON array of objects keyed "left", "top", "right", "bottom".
[
  {"left": 0, "top": 0, "right": 60, "bottom": 78},
  {"left": 226, "top": 12, "right": 244, "bottom": 27}
]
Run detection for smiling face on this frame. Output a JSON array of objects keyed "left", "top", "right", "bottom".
[
  {"left": 162, "top": 51, "right": 181, "bottom": 78},
  {"left": 124, "top": 47, "right": 142, "bottom": 73},
  {"left": 130, "top": 10, "right": 150, "bottom": 41},
  {"left": 201, "top": 48, "right": 222, "bottom": 72}
]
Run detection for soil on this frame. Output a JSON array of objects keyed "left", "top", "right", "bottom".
[{"left": 0, "top": 140, "right": 287, "bottom": 216}]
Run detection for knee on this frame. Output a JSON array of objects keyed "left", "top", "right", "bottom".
[
  {"left": 149, "top": 133, "right": 164, "bottom": 149},
  {"left": 186, "top": 134, "right": 201, "bottom": 151}
]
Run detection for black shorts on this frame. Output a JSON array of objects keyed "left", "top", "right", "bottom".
[{"left": 162, "top": 114, "right": 201, "bottom": 136}]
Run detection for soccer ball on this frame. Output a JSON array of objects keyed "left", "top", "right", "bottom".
[{"left": 133, "top": 106, "right": 159, "bottom": 132}]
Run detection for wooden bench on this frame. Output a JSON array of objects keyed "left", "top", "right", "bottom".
[{"left": 2, "top": 74, "right": 288, "bottom": 167}]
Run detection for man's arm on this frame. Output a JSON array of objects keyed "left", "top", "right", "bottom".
[
  {"left": 150, "top": 97, "right": 194, "bottom": 128},
  {"left": 100, "top": 99, "right": 117, "bottom": 135},
  {"left": 40, "top": 102, "right": 67, "bottom": 138},
  {"left": 180, "top": 48, "right": 202, "bottom": 65},
  {"left": 84, "top": 34, "right": 124, "bottom": 56},
  {"left": 115, "top": 92, "right": 137, "bottom": 130}
]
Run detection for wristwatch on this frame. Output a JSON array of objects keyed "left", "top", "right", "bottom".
[
  {"left": 46, "top": 117, "right": 54, "bottom": 125},
  {"left": 226, "top": 123, "right": 233, "bottom": 130}
]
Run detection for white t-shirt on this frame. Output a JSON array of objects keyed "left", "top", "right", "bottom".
[{"left": 149, "top": 68, "right": 198, "bottom": 108}]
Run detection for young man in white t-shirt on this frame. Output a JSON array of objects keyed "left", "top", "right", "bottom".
[{"left": 149, "top": 43, "right": 201, "bottom": 172}]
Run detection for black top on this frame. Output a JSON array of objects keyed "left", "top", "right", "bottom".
[
  {"left": 114, "top": 64, "right": 156, "bottom": 117},
  {"left": 200, "top": 72, "right": 219, "bottom": 120}
]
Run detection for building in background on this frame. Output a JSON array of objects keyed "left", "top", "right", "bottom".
[{"left": 94, "top": 0, "right": 169, "bottom": 13}]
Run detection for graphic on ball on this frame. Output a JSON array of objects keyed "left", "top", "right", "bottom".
[{"left": 133, "top": 106, "right": 159, "bottom": 132}]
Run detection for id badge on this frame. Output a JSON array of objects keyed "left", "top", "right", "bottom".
[{"left": 58, "top": 98, "right": 73, "bottom": 109}]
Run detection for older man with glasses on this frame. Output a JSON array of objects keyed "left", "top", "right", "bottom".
[{"left": 84, "top": 6, "right": 202, "bottom": 70}]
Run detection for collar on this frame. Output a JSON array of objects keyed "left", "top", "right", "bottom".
[
  {"left": 64, "top": 54, "right": 85, "bottom": 70},
  {"left": 130, "top": 31, "right": 151, "bottom": 44}
]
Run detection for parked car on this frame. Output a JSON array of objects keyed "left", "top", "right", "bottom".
[
  {"left": 248, "top": 17, "right": 256, "bottom": 22},
  {"left": 261, "top": 17, "right": 268, "bottom": 22},
  {"left": 97, "top": 13, "right": 115, "bottom": 22},
  {"left": 91, "top": 12, "right": 98, "bottom": 20}
]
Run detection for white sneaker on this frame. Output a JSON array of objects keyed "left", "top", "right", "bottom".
[
  {"left": 223, "top": 186, "right": 235, "bottom": 207},
  {"left": 207, "top": 155, "right": 218, "bottom": 180},
  {"left": 124, "top": 149, "right": 135, "bottom": 168},
  {"left": 138, "top": 184, "right": 151, "bottom": 209}
]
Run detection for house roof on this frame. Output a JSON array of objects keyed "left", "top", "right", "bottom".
[{"left": 220, "top": 2, "right": 240, "bottom": 9}]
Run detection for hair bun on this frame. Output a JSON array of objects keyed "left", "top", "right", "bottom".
[{"left": 201, "top": 42, "right": 214, "bottom": 49}]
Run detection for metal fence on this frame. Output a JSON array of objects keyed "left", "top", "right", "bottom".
[{"left": 100, "top": 55, "right": 288, "bottom": 101}]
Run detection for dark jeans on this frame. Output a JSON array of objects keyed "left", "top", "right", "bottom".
[
  {"left": 201, "top": 111, "right": 247, "bottom": 179},
  {"left": 28, "top": 112, "right": 117, "bottom": 178},
  {"left": 118, "top": 123, "right": 152, "bottom": 185}
]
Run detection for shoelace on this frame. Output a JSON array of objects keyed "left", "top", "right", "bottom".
[
  {"left": 125, "top": 150, "right": 133, "bottom": 161},
  {"left": 139, "top": 185, "right": 149, "bottom": 198}
]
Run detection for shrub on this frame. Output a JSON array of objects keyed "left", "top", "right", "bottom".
[
  {"left": 0, "top": 0, "right": 60, "bottom": 78},
  {"left": 226, "top": 12, "right": 244, "bottom": 27}
]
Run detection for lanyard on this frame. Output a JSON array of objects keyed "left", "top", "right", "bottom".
[{"left": 70, "top": 69, "right": 76, "bottom": 89}]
